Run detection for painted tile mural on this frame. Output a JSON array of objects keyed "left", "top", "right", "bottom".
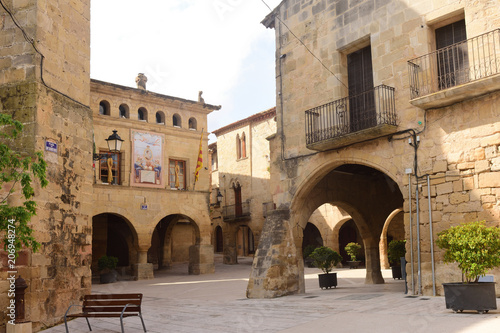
[{"left": 131, "top": 130, "right": 164, "bottom": 188}]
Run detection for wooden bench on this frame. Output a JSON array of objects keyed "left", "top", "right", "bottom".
[{"left": 64, "top": 293, "right": 147, "bottom": 333}]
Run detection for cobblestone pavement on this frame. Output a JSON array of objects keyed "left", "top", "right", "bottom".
[{"left": 42, "top": 256, "right": 500, "bottom": 333}]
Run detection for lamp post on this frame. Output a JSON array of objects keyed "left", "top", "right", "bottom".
[{"left": 94, "top": 130, "right": 124, "bottom": 160}]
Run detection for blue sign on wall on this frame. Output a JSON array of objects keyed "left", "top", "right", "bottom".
[
  {"left": 45, "top": 141, "right": 58, "bottom": 153},
  {"left": 141, "top": 204, "right": 148, "bottom": 210}
]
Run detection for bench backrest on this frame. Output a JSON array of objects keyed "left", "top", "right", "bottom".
[{"left": 82, "top": 294, "right": 143, "bottom": 314}]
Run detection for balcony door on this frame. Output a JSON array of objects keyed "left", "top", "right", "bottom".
[
  {"left": 436, "top": 19, "right": 468, "bottom": 90},
  {"left": 347, "top": 45, "right": 376, "bottom": 132},
  {"left": 234, "top": 184, "right": 242, "bottom": 217}
]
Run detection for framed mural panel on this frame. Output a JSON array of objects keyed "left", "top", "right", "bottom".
[{"left": 131, "top": 130, "right": 165, "bottom": 188}]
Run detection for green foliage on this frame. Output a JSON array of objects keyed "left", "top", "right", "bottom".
[
  {"left": 308, "top": 246, "right": 342, "bottom": 274},
  {"left": 0, "top": 114, "right": 48, "bottom": 255},
  {"left": 302, "top": 244, "right": 317, "bottom": 259},
  {"left": 436, "top": 221, "right": 500, "bottom": 283},
  {"left": 98, "top": 255, "right": 119, "bottom": 271},
  {"left": 345, "top": 242, "right": 362, "bottom": 261},
  {"left": 388, "top": 240, "right": 406, "bottom": 266}
]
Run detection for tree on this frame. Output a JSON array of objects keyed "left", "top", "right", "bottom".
[{"left": 0, "top": 113, "right": 48, "bottom": 255}]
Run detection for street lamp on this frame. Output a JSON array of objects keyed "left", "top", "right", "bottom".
[
  {"left": 216, "top": 189, "right": 223, "bottom": 205},
  {"left": 94, "top": 130, "right": 124, "bottom": 160}
]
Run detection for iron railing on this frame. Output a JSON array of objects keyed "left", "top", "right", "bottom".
[
  {"left": 305, "top": 84, "right": 396, "bottom": 145},
  {"left": 408, "top": 29, "right": 500, "bottom": 99},
  {"left": 222, "top": 202, "right": 250, "bottom": 221}
]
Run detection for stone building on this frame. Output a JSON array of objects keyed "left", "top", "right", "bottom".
[
  {"left": 91, "top": 76, "right": 219, "bottom": 281},
  {"left": 0, "top": 1, "right": 219, "bottom": 330},
  {"left": 248, "top": 0, "right": 500, "bottom": 298},
  {"left": 209, "top": 108, "right": 276, "bottom": 264}
]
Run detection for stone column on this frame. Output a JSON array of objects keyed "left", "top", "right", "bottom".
[
  {"left": 133, "top": 249, "right": 154, "bottom": 280},
  {"left": 189, "top": 244, "right": 215, "bottom": 274},
  {"left": 247, "top": 210, "right": 301, "bottom": 298}
]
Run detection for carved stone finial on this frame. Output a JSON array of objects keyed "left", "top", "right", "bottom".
[
  {"left": 198, "top": 91, "right": 205, "bottom": 104},
  {"left": 136, "top": 73, "right": 147, "bottom": 90}
]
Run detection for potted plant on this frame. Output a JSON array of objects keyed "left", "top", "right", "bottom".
[
  {"left": 308, "top": 246, "right": 342, "bottom": 289},
  {"left": 345, "top": 242, "right": 362, "bottom": 269},
  {"left": 98, "top": 255, "right": 119, "bottom": 284},
  {"left": 388, "top": 240, "right": 406, "bottom": 280},
  {"left": 303, "top": 244, "right": 317, "bottom": 268},
  {"left": 436, "top": 221, "right": 500, "bottom": 314}
]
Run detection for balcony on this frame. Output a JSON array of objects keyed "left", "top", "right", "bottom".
[
  {"left": 408, "top": 29, "right": 500, "bottom": 109},
  {"left": 222, "top": 202, "right": 250, "bottom": 222},
  {"left": 305, "top": 84, "right": 397, "bottom": 151}
]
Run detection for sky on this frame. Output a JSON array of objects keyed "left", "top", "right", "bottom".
[{"left": 91, "top": 0, "right": 282, "bottom": 142}]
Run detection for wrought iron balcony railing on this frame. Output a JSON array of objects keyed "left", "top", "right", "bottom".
[
  {"left": 305, "top": 84, "right": 396, "bottom": 146},
  {"left": 222, "top": 202, "right": 250, "bottom": 221},
  {"left": 408, "top": 29, "right": 500, "bottom": 99}
]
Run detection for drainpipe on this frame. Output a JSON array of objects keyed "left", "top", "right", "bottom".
[
  {"left": 416, "top": 182, "right": 421, "bottom": 295},
  {"left": 408, "top": 173, "right": 415, "bottom": 295},
  {"left": 427, "top": 175, "right": 436, "bottom": 296}
]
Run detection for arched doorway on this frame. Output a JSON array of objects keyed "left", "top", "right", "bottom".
[
  {"left": 215, "top": 226, "right": 224, "bottom": 253},
  {"left": 302, "top": 222, "right": 323, "bottom": 250},
  {"left": 338, "top": 219, "right": 362, "bottom": 265},
  {"left": 92, "top": 213, "right": 138, "bottom": 277},
  {"left": 148, "top": 214, "right": 201, "bottom": 273},
  {"left": 237, "top": 225, "right": 255, "bottom": 256}
]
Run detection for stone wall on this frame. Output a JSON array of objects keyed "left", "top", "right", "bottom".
[
  {"left": 1, "top": 0, "right": 92, "bottom": 330},
  {"left": 250, "top": 0, "right": 500, "bottom": 297}
]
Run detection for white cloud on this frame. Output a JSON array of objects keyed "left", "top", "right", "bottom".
[{"left": 91, "top": 0, "right": 281, "bottom": 140}]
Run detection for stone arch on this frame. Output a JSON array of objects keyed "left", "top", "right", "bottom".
[
  {"left": 99, "top": 100, "right": 111, "bottom": 115},
  {"left": 91, "top": 213, "right": 139, "bottom": 277},
  {"left": 149, "top": 213, "right": 206, "bottom": 275},
  {"left": 138, "top": 107, "right": 148, "bottom": 121},
  {"left": 119, "top": 103, "right": 129, "bottom": 118},
  {"left": 379, "top": 208, "right": 404, "bottom": 269},
  {"left": 156, "top": 111, "right": 165, "bottom": 124}
]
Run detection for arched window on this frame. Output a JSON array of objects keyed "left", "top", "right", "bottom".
[
  {"left": 138, "top": 107, "right": 147, "bottom": 121},
  {"left": 156, "top": 111, "right": 165, "bottom": 124},
  {"left": 99, "top": 101, "right": 110, "bottom": 116},
  {"left": 173, "top": 114, "right": 181, "bottom": 127},
  {"left": 119, "top": 104, "right": 129, "bottom": 118},
  {"left": 241, "top": 132, "right": 246, "bottom": 158},
  {"left": 236, "top": 134, "right": 241, "bottom": 159},
  {"left": 188, "top": 117, "right": 197, "bottom": 130}
]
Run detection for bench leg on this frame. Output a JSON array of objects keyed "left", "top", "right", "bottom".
[
  {"left": 139, "top": 313, "right": 147, "bottom": 332},
  {"left": 86, "top": 317, "right": 92, "bottom": 331}
]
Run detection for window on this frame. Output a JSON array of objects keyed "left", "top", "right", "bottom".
[
  {"left": 119, "top": 104, "right": 129, "bottom": 118},
  {"left": 156, "top": 111, "right": 165, "bottom": 124},
  {"left": 99, "top": 152, "right": 121, "bottom": 184},
  {"left": 173, "top": 114, "right": 181, "bottom": 127},
  {"left": 211, "top": 150, "right": 218, "bottom": 171},
  {"left": 236, "top": 134, "right": 241, "bottom": 159},
  {"left": 436, "top": 19, "right": 468, "bottom": 90},
  {"left": 241, "top": 132, "right": 246, "bottom": 158},
  {"left": 188, "top": 117, "right": 197, "bottom": 130},
  {"left": 138, "top": 107, "right": 147, "bottom": 121},
  {"left": 234, "top": 183, "right": 242, "bottom": 216},
  {"left": 169, "top": 159, "right": 186, "bottom": 189},
  {"left": 347, "top": 45, "right": 375, "bottom": 132},
  {"left": 99, "top": 101, "right": 110, "bottom": 115}
]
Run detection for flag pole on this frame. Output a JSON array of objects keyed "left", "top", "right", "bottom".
[{"left": 193, "top": 128, "right": 204, "bottom": 191}]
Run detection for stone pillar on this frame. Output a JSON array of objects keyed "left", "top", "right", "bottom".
[
  {"left": 365, "top": 239, "right": 385, "bottom": 284},
  {"left": 133, "top": 250, "right": 154, "bottom": 280},
  {"left": 223, "top": 224, "right": 238, "bottom": 264},
  {"left": 247, "top": 210, "right": 301, "bottom": 298},
  {"left": 189, "top": 244, "right": 215, "bottom": 274}
]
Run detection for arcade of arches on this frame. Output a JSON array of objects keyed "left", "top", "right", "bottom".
[
  {"left": 248, "top": 164, "right": 405, "bottom": 298},
  {"left": 92, "top": 213, "right": 210, "bottom": 279}
]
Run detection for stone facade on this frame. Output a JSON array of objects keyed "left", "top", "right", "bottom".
[
  {"left": 0, "top": 0, "right": 93, "bottom": 330},
  {"left": 209, "top": 108, "right": 276, "bottom": 264},
  {"left": 0, "top": 1, "right": 219, "bottom": 331},
  {"left": 248, "top": 0, "right": 500, "bottom": 298},
  {"left": 91, "top": 77, "right": 220, "bottom": 281}
]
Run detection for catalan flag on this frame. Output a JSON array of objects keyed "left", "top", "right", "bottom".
[{"left": 194, "top": 129, "right": 203, "bottom": 182}]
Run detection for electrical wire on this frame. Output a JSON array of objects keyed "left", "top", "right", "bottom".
[
  {"left": 0, "top": 1, "right": 90, "bottom": 108},
  {"left": 260, "top": 0, "right": 348, "bottom": 90}
]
